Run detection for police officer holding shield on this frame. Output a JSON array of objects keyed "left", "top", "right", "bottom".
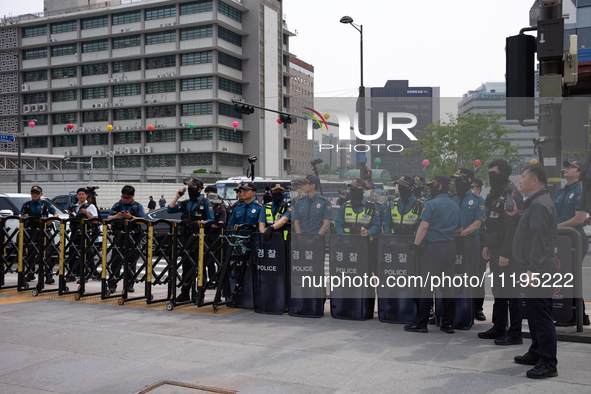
[
  {"left": 228, "top": 182, "right": 262, "bottom": 229},
  {"left": 384, "top": 175, "right": 424, "bottom": 235},
  {"left": 258, "top": 184, "right": 291, "bottom": 241},
  {"left": 293, "top": 175, "right": 332, "bottom": 236},
  {"left": 405, "top": 175, "right": 462, "bottom": 333}
]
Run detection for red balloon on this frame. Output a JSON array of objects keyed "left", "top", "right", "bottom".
[
  {"left": 474, "top": 160, "right": 481, "bottom": 167},
  {"left": 147, "top": 125, "right": 154, "bottom": 131},
  {"left": 67, "top": 124, "right": 74, "bottom": 130},
  {"left": 276, "top": 118, "right": 282, "bottom": 124}
]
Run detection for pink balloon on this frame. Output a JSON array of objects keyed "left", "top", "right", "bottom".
[
  {"left": 422, "top": 159, "right": 430, "bottom": 166},
  {"left": 28, "top": 122, "right": 35, "bottom": 128},
  {"left": 474, "top": 160, "right": 481, "bottom": 167},
  {"left": 232, "top": 121, "right": 239, "bottom": 128}
]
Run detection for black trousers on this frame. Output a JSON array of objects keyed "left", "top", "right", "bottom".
[
  {"left": 474, "top": 235, "right": 486, "bottom": 312},
  {"left": 490, "top": 253, "right": 523, "bottom": 338},
  {"left": 108, "top": 231, "right": 139, "bottom": 290},
  {"left": 413, "top": 240, "right": 456, "bottom": 328},
  {"left": 25, "top": 233, "right": 55, "bottom": 278},
  {"left": 560, "top": 228, "right": 588, "bottom": 320}
]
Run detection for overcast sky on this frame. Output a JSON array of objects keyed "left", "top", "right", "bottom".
[{"left": 8, "top": 0, "right": 536, "bottom": 99}]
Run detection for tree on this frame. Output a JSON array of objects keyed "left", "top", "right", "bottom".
[{"left": 402, "top": 111, "right": 522, "bottom": 185}]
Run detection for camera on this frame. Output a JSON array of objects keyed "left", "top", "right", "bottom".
[
  {"left": 311, "top": 158, "right": 323, "bottom": 166},
  {"left": 248, "top": 155, "right": 257, "bottom": 164}
]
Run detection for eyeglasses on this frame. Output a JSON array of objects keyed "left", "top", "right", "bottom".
[
  {"left": 121, "top": 195, "right": 133, "bottom": 200},
  {"left": 30, "top": 191, "right": 41, "bottom": 195}
]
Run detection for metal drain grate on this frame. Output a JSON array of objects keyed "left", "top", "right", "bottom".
[{"left": 135, "top": 380, "right": 238, "bottom": 394}]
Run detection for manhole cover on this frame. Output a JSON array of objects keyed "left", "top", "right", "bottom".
[{"left": 135, "top": 380, "right": 237, "bottom": 394}]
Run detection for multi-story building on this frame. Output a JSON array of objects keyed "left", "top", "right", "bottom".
[
  {"left": 287, "top": 56, "right": 314, "bottom": 175},
  {"left": 0, "top": 0, "right": 296, "bottom": 183}
]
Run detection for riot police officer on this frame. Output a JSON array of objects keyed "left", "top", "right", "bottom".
[
  {"left": 335, "top": 178, "right": 381, "bottom": 236},
  {"left": 405, "top": 175, "right": 462, "bottom": 333},
  {"left": 168, "top": 177, "right": 214, "bottom": 301},
  {"left": 293, "top": 175, "right": 331, "bottom": 235},
  {"left": 479, "top": 159, "right": 524, "bottom": 345},
  {"left": 66, "top": 188, "right": 99, "bottom": 283},
  {"left": 384, "top": 175, "right": 424, "bottom": 235},
  {"left": 228, "top": 182, "right": 263, "bottom": 228},
  {"left": 107, "top": 185, "right": 146, "bottom": 294},
  {"left": 258, "top": 184, "right": 291, "bottom": 241},
  {"left": 20, "top": 185, "right": 59, "bottom": 284}
]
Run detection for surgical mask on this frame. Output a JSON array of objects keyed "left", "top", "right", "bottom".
[
  {"left": 290, "top": 191, "right": 299, "bottom": 199},
  {"left": 350, "top": 188, "right": 364, "bottom": 204},
  {"left": 455, "top": 178, "right": 471, "bottom": 197},
  {"left": 489, "top": 172, "right": 508, "bottom": 190},
  {"left": 399, "top": 186, "right": 413, "bottom": 200},
  {"left": 188, "top": 188, "right": 200, "bottom": 201},
  {"left": 363, "top": 190, "right": 371, "bottom": 199},
  {"left": 272, "top": 193, "right": 284, "bottom": 203}
]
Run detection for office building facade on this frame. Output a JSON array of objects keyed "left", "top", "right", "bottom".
[{"left": 287, "top": 56, "right": 314, "bottom": 174}]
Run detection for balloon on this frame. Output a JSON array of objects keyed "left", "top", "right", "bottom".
[
  {"left": 474, "top": 160, "right": 481, "bottom": 167},
  {"left": 106, "top": 125, "right": 113, "bottom": 131},
  {"left": 232, "top": 121, "right": 239, "bottom": 128},
  {"left": 147, "top": 125, "right": 154, "bottom": 131},
  {"left": 530, "top": 159, "right": 538, "bottom": 164},
  {"left": 277, "top": 118, "right": 282, "bottom": 124},
  {"left": 189, "top": 123, "right": 195, "bottom": 129},
  {"left": 323, "top": 113, "right": 330, "bottom": 120},
  {"left": 28, "top": 122, "right": 35, "bottom": 128},
  {"left": 67, "top": 124, "right": 74, "bottom": 130},
  {"left": 374, "top": 158, "right": 381, "bottom": 164},
  {"left": 422, "top": 159, "right": 430, "bottom": 166}
]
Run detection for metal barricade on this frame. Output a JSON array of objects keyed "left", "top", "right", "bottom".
[
  {"left": 24, "top": 217, "right": 61, "bottom": 296},
  {"left": 70, "top": 218, "right": 103, "bottom": 300},
  {"left": 145, "top": 219, "right": 176, "bottom": 306},
  {"left": 0, "top": 215, "right": 22, "bottom": 290}
]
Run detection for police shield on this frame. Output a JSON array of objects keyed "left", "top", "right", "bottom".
[
  {"left": 329, "top": 234, "right": 373, "bottom": 320},
  {"left": 435, "top": 236, "right": 477, "bottom": 330},
  {"left": 376, "top": 235, "right": 418, "bottom": 324},
  {"left": 252, "top": 233, "right": 287, "bottom": 314},
  {"left": 227, "top": 243, "right": 254, "bottom": 309},
  {"left": 289, "top": 233, "right": 325, "bottom": 318}
]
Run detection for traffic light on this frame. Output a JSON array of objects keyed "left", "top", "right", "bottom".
[
  {"left": 359, "top": 162, "right": 371, "bottom": 181},
  {"left": 505, "top": 34, "right": 535, "bottom": 120},
  {"left": 233, "top": 103, "right": 255, "bottom": 115},
  {"left": 279, "top": 114, "right": 293, "bottom": 124}
]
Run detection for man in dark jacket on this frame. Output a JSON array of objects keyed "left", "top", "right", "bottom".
[
  {"left": 479, "top": 159, "right": 525, "bottom": 345},
  {"left": 507, "top": 163, "right": 558, "bottom": 379}
]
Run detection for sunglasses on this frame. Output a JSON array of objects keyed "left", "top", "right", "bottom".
[{"left": 31, "top": 191, "right": 41, "bottom": 195}]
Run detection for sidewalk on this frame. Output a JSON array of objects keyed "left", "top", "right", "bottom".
[{"left": 0, "top": 285, "right": 590, "bottom": 394}]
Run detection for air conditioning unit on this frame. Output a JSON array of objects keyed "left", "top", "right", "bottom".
[
  {"left": 95, "top": 149, "right": 104, "bottom": 155},
  {"left": 172, "top": 22, "right": 177, "bottom": 26},
  {"left": 64, "top": 150, "right": 71, "bottom": 156},
  {"left": 160, "top": 24, "right": 165, "bottom": 27},
  {"left": 69, "top": 83, "right": 76, "bottom": 87},
  {"left": 181, "top": 147, "right": 191, "bottom": 152},
  {"left": 145, "top": 146, "right": 153, "bottom": 153},
  {"left": 166, "top": 23, "right": 171, "bottom": 26},
  {"left": 151, "top": 99, "right": 158, "bottom": 103},
  {"left": 21, "top": 84, "right": 28, "bottom": 91},
  {"left": 63, "top": 127, "right": 68, "bottom": 132},
  {"left": 170, "top": 72, "right": 175, "bottom": 76},
  {"left": 92, "top": 104, "right": 97, "bottom": 108},
  {"left": 39, "top": 104, "right": 47, "bottom": 111},
  {"left": 157, "top": 74, "right": 162, "bottom": 78},
  {"left": 144, "top": 99, "right": 149, "bottom": 104},
  {"left": 114, "top": 125, "right": 121, "bottom": 131},
  {"left": 114, "top": 78, "right": 119, "bottom": 83},
  {"left": 222, "top": 147, "right": 228, "bottom": 152},
  {"left": 31, "top": 104, "right": 38, "bottom": 112},
  {"left": 133, "top": 147, "right": 141, "bottom": 154},
  {"left": 178, "top": 122, "right": 185, "bottom": 127},
  {"left": 125, "top": 126, "right": 131, "bottom": 130},
  {"left": 108, "top": 78, "right": 113, "bottom": 83},
  {"left": 125, "top": 28, "right": 130, "bottom": 32},
  {"left": 135, "top": 126, "right": 141, "bottom": 130},
  {"left": 94, "top": 127, "right": 100, "bottom": 132},
  {"left": 23, "top": 105, "right": 31, "bottom": 113},
  {"left": 123, "top": 147, "right": 131, "bottom": 154},
  {"left": 79, "top": 127, "right": 85, "bottom": 133},
  {"left": 115, "top": 148, "right": 121, "bottom": 154},
  {"left": 120, "top": 28, "right": 125, "bottom": 33}
]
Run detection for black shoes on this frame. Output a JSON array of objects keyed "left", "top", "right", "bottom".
[
  {"left": 404, "top": 324, "right": 428, "bottom": 333},
  {"left": 494, "top": 335, "right": 523, "bottom": 346},
  {"left": 478, "top": 327, "right": 507, "bottom": 339},
  {"left": 555, "top": 315, "right": 591, "bottom": 327},
  {"left": 176, "top": 293, "right": 190, "bottom": 303},
  {"left": 526, "top": 364, "right": 558, "bottom": 379},
  {"left": 428, "top": 317, "right": 436, "bottom": 325},
  {"left": 440, "top": 325, "right": 454, "bottom": 334},
  {"left": 475, "top": 311, "right": 486, "bottom": 321},
  {"left": 514, "top": 352, "right": 539, "bottom": 365},
  {"left": 65, "top": 275, "right": 76, "bottom": 283},
  {"left": 25, "top": 273, "right": 35, "bottom": 282},
  {"left": 45, "top": 276, "right": 55, "bottom": 285}
]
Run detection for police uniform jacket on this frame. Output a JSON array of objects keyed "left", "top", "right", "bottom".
[
  {"left": 293, "top": 193, "right": 332, "bottom": 234},
  {"left": 21, "top": 199, "right": 56, "bottom": 217},
  {"left": 383, "top": 195, "right": 422, "bottom": 235},
  {"left": 419, "top": 194, "right": 462, "bottom": 242},
  {"left": 167, "top": 196, "right": 214, "bottom": 222},
  {"left": 450, "top": 189, "right": 485, "bottom": 234},
  {"left": 553, "top": 181, "right": 584, "bottom": 228},
  {"left": 335, "top": 198, "right": 381, "bottom": 236},
  {"left": 229, "top": 200, "right": 263, "bottom": 229}
]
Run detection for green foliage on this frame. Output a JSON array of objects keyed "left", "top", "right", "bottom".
[
  {"left": 402, "top": 111, "right": 522, "bottom": 186},
  {"left": 208, "top": 170, "right": 222, "bottom": 174},
  {"left": 193, "top": 168, "right": 207, "bottom": 174}
]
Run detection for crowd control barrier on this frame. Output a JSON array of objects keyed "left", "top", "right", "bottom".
[{"left": 0, "top": 216, "right": 21, "bottom": 290}]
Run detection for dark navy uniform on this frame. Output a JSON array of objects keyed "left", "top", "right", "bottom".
[
  {"left": 229, "top": 200, "right": 263, "bottom": 229},
  {"left": 20, "top": 197, "right": 57, "bottom": 282},
  {"left": 335, "top": 198, "right": 381, "bottom": 236},
  {"left": 293, "top": 193, "right": 332, "bottom": 234}
]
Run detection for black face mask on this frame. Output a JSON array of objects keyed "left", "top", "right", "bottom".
[
  {"left": 489, "top": 172, "right": 508, "bottom": 190},
  {"left": 272, "top": 193, "right": 284, "bottom": 204},
  {"left": 455, "top": 178, "right": 471, "bottom": 197},
  {"left": 350, "top": 188, "right": 364, "bottom": 204},
  {"left": 412, "top": 187, "right": 423, "bottom": 198},
  {"left": 430, "top": 185, "right": 443, "bottom": 198},
  {"left": 399, "top": 186, "right": 413, "bottom": 200},
  {"left": 188, "top": 188, "right": 200, "bottom": 201}
]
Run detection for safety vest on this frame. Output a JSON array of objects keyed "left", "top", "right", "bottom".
[
  {"left": 389, "top": 198, "right": 422, "bottom": 235},
  {"left": 264, "top": 202, "right": 289, "bottom": 240},
  {"left": 343, "top": 202, "right": 374, "bottom": 234}
]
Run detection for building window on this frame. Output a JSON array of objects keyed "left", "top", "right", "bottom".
[
  {"left": 218, "top": 102, "right": 241, "bottom": 119},
  {"left": 147, "top": 105, "right": 176, "bottom": 118},
  {"left": 114, "top": 132, "right": 141, "bottom": 144},
  {"left": 146, "top": 5, "right": 176, "bottom": 20},
  {"left": 113, "top": 10, "right": 141, "bottom": 25},
  {"left": 23, "top": 25, "right": 47, "bottom": 38},
  {"left": 23, "top": 70, "right": 48, "bottom": 82},
  {"left": 82, "top": 87, "right": 108, "bottom": 100},
  {"left": 218, "top": 153, "right": 243, "bottom": 167},
  {"left": 83, "top": 134, "right": 109, "bottom": 146},
  {"left": 218, "top": 1, "right": 242, "bottom": 22},
  {"left": 218, "top": 51, "right": 241, "bottom": 70},
  {"left": 113, "top": 35, "right": 141, "bottom": 49},
  {"left": 181, "top": 76, "right": 212, "bottom": 91},
  {"left": 146, "top": 55, "right": 176, "bottom": 69},
  {"left": 24, "top": 137, "right": 48, "bottom": 149},
  {"left": 114, "top": 108, "right": 142, "bottom": 120},
  {"left": 283, "top": 34, "right": 288, "bottom": 45},
  {"left": 113, "top": 59, "right": 141, "bottom": 73},
  {"left": 146, "top": 154, "right": 176, "bottom": 167},
  {"left": 180, "top": 0, "right": 212, "bottom": 15},
  {"left": 147, "top": 130, "right": 176, "bottom": 142},
  {"left": 52, "top": 135, "right": 77, "bottom": 147},
  {"left": 115, "top": 156, "right": 141, "bottom": 168},
  {"left": 24, "top": 115, "right": 47, "bottom": 125},
  {"left": 180, "top": 25, "right": 212, "bottom": 41},
  {"left": 181, "top": 102, "right": 212, "bottom": 116},
  {"left": 146, "top": 30, "right": 176, "bottom": 45},
  {"left": 82, "top": 63, "right": 108, "bottom": 76},
  {"left": 52, "top": 44, "right": 77, "bottom": 57},
  {"left": 180, "top": 153, "right": 212, "bottom": 166},
  {"left": 82, "top": 110, "right": 108, "bottom": 122},
  {"left": 51, "top": 20, "right": 77, "bottom": 34},
  {"left": 113, "top": 83, "right": 141, "bottom": 97},
  {"left": 23, "top": 48, "right": 47, "bottom": 60},
  {"left": 182, "top": 52, "right": 213, "bottom": 68},
  {"left": 85, "top": 157, "right": 108, "bottom": 168},
  {"left": 181, "top": 127, "right": 212, "bottom": 141},
  {"left": 82, "top": 39, "right": 108, "bottom": 53},
  {"left": 283, "top": 139, "right": 288, "bottom": 149},
  {"left": 218, "top": 26, "right": 241, "bottom": 47},
  {"left": 218, "top": 77, "right": 242, "bottom": 95},
  {"left": 24, "top": 92, "right": 47, "bottom": 104},
  {"left": 52, "top": 66, "right": 77, "bottom": 79},
  {"left": 52, "top": 113, "right": 78, "bottom": 124},
  {"left": 219, "top": 128, "right": 242, "bottom": 143},
  {"left": 52, "top": 90, "right": 77, "bottom": 102},
  {"left": 81, "top": 16, "right": 108, "bottom": 30},
  {"left": 146, "top": 80, "right": 176, "bottom": 94}
]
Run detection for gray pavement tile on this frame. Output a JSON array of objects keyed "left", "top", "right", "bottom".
[
  {"left": 478, "top": 359, "right": 532, "bottom": 377},
  {"left": 377, "top": 340, "right": 447, "bottom": 365},
  {"left": 220, "top": 375, "right": 336, "bottom": 394},
  {"left": 341, "top": 360, "right": 476, "bottom": 394},
  {"left": 241, "top": 349, "right": 370, "bottom": 389},
  {"left": 0, "top": 383, "right": 60, "bottom": 393},
  {"left": 0, "top": 343, "right": 70, "bottom": 377},
  {"left": 466, "top": 371, "right": 591, "bottom": 394}
]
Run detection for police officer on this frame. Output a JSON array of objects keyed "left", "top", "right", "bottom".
[
  {"left": 405, "top": 175, "right": 462, "bottom": 333},
  {"left": 20, "top": 185, "right": 59, "bottom": 284},
  {"left": 258, "top": 184, "right": 291, "bottom": 241},
  {"left": 168, "top": 177, "right": 214, "bottom": 301},
  {"left": 413, "top": 175, "right": 426, "bottom": 199},
  {"left": 289, "top": 179, "right": 305, "bottom": 206},
  {"left": 228, "top": 182, "right": 262, "bottom": 228},
  {"left": 204, "top": 185, "right": 227, "bottom": 288},
  {"left": 479, "top": 159, "right": 524, "bottom": 345},
  {"left": 335, "top": 178, "right": 381, "bottom": 236},
  {"left": 66, "top": 188, "right": 99, "bottom": 283},
  {"left": 471, "top": 177, "right": 488, "bottom": 321},
  {"left": 554, "top": 160, "right": 590, "bottom": 326},
  {"left": 293, "top": 175, "right": 332, "bottom": 235},
  {"left": 107, "top": 185, "right": 146, "bottom": 294},
  {"left": 384, "top": 175, "right": 424, "bottom": 235}
]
